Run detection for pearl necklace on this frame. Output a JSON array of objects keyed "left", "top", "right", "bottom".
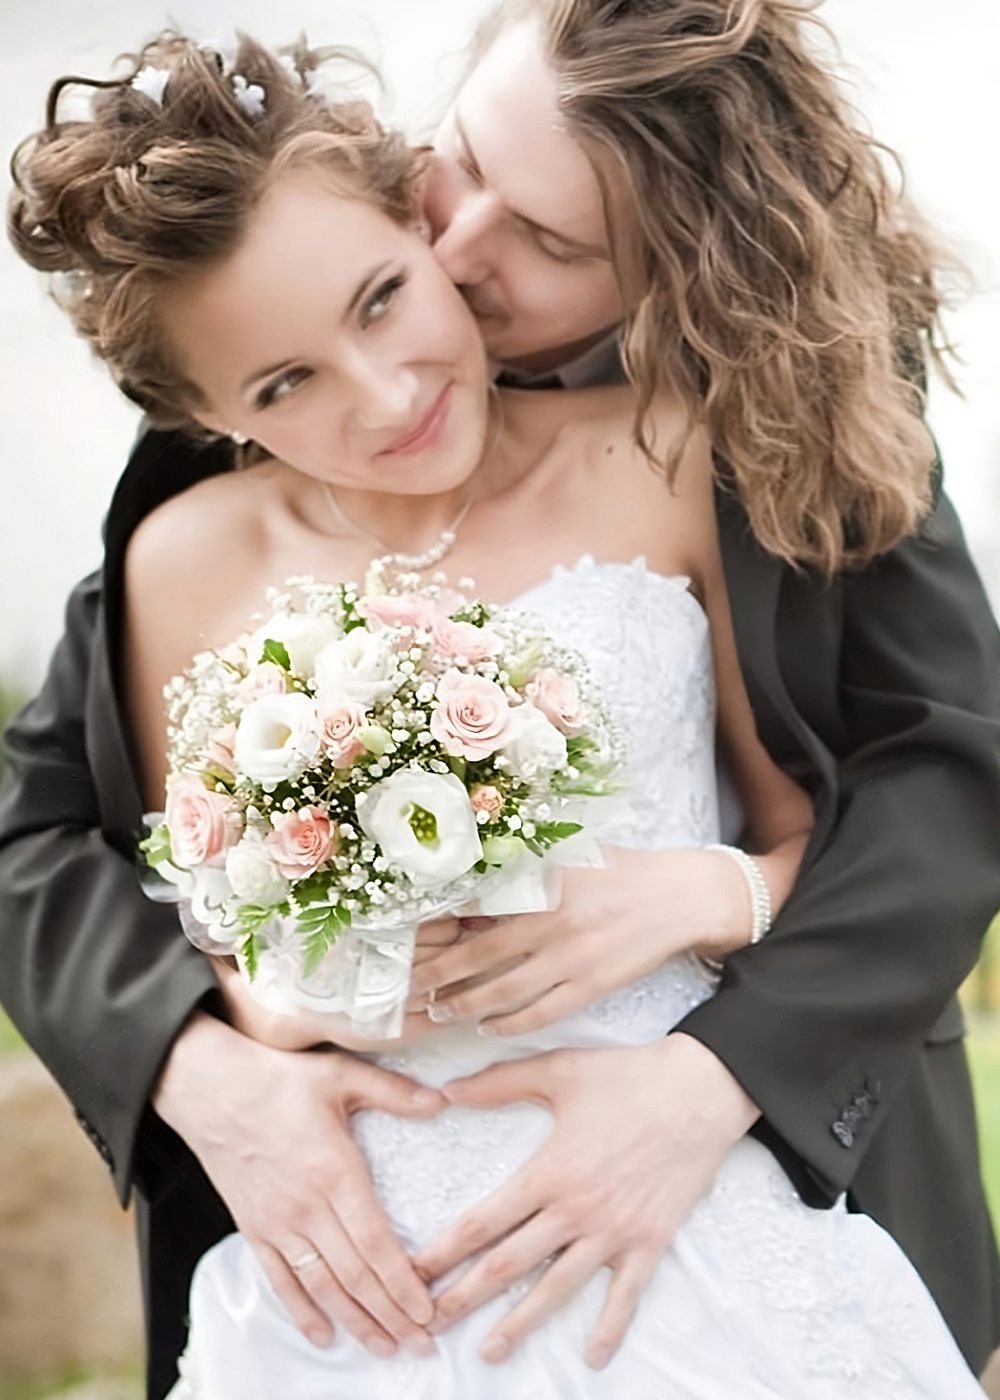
[{"left": 322, "top": 482, "right": 476, "bottom": 573}]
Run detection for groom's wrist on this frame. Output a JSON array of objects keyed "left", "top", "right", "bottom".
[{"left": 664, "top": 1031, "right": 761, "bottom": 1136}]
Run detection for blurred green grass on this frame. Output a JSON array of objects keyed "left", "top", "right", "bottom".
[{"left": 969, "top": 1019, "right": 1000, "bottom": 1230}]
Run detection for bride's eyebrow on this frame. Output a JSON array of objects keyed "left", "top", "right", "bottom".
[
  {"left": 453, "top": 108, "right": 604, "bottom": 259},
  {"left": 239, "top": 260, "right": 394, "bottom": 393}
]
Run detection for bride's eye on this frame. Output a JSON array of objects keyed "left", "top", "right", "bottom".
[
  {"left": 254, "top": 367, "right": 311, "bottom": 411},
  {"left": 360, "top": 272, "right": 407, "bottom": 329}
]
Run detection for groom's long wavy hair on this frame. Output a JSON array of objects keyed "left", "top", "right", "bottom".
[
  {"left": 475, "top": 0, "right": 956, "bottom": 572},
  {"left": 8, "top": 33, "right": 419, "bottom": 435}
]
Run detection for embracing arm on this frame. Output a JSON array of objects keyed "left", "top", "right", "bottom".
[
  {"left": 0, "top": 570, "right": 218, "bottom": 1205},
  {"left": 679, "top": 485, "right": 1000, "bottom": 1203}
]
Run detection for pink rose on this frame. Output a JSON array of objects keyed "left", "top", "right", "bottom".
[
  {"left": 238, "top": 662, "right": 287, "bottom": 702},
  {"left": 359, "top": 594, "right": 437, "bottom": 635},
  {"left": 204, "top": 723, "right": 237, "bottom": 780},
  {"left": 525, "top": 668, "right": 587, "bottom": 734},
  {"left": 432, "top": 618, "right": 503, "bottom": 663},
  {"left": 469, "top": 784, "right": 504, "bottom": 823},
  {"left": 165, "top": 775, "right": 241, "bottom": 869},
  {"left": 319, "top": 700, "right": 367, "bottom": 769},
  {"left": 430, "top": 670, "right": 513, "bottom": 760},
  {"left": 265, "top": 806, "right": 339, "bottom": 880}
]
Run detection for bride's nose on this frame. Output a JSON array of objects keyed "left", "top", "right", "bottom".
[{"left": 347, "top": 353, "right": 419, "bottom": 430}]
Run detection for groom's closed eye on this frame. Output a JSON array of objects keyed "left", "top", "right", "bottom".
[{"left": 452, "top": 109, "right": 605, "bottom": 264}]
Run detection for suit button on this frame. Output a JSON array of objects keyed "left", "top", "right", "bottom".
[{"left": 832, "top": 1120, "right": 855, "bottom": 1149}]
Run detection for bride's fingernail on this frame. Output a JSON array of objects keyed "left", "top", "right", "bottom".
[
  {"left": 481, "top": 1336, "right": 510, "bottom": 1363},
  {"left": 427, "top": 1003, "right": 453, "bottom": 1023},
  {"left": 586, "top": 1345, "right": 611, "bottom": 1370},
  {"left": 307, "top": 1326, "right": 333, "bottom": 1348},
  {"left": 476, "top": 1022, "right": 497, "bottom": 1037}
]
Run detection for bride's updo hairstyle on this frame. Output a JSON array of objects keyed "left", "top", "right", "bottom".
[
  {"left": 475, "top": 0, "right": 954, "bottom": 572},
  {"left": 8, "top": 32, "right": 417, "bottom": 433}
]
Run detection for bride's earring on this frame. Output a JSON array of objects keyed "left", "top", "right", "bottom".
[{"left": 230, "top": 430, "right": 248, "bottom": 446}]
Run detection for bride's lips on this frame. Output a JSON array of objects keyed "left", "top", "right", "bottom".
[{"left": 379, "top": 385, "right": 453, "bottom": 457}]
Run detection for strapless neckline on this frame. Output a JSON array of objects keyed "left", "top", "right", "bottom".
[{"left": 501, "top": 552, "right": 703, "bottom": 620}]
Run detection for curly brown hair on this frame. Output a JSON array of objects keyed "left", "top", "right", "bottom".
[
  {"left": 478, "top": 0, "right": 955, "bottom": 571},
  {"left": 8, "top": 32, "right": 419, "bottom": 433}
]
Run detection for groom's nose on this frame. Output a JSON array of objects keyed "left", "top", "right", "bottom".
[{"left": 431, "top": 187, "right": 505, "bottom": 290}]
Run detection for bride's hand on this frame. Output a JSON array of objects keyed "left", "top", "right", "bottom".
[
  {"left": 414, "top": 1034, "right": 759, "bottom": 1367},
  {"left": 409, "top": 844, "right": 804, "bottom": 1034},
  {"left": 153, "top": 1012, "right": 443, "bottom": 1357},
  {"left": 209, "top": 916, "right": 463, "bottom": 1052}
]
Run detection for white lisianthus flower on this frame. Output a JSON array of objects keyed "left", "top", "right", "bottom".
[
  {"left": 245, "top": 612, "right": 342, "bottom": 680},
  {"left": 225, "top": 832, "right": 290, "bottom": 905},
  {"left": 501, "top": 703, "right": 568, "bottom": 782},
  {"left": 313, "top": 629, "right": 397, "bottom": 707},
  {"left": 188, "top": 865, "right": 237, "bottom": 932},
  {"left": 234, "top": 692, "right": 321, "bottom": 788},
  {"left": 355, "top": 770, "right": 483, "bottom": 887}
]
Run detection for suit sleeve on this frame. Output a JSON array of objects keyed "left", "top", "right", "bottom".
[
  {"left": 0, "top": 570, "right": 218, "bottom": 1206},
  {"left": 677, "top": 486, "right": 1000, "bottom": 1205}
]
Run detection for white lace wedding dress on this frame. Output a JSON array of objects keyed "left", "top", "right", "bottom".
[{"left": 169, "top": 557, "right": 983, "bottom": 1399}]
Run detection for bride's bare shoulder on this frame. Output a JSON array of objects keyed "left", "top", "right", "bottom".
[{"left": 123, "top": 460, "right": 288, "bottom": 658}]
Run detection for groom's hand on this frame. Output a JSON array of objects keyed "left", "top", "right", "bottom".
[
  {"left": 414, "top": 1033, "right": 759, "bottom": 1369},
  {"left": 153, "top": 1011, "right": 442, "bottom": 1358}
]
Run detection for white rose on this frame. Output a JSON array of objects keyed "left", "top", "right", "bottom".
[
  {"left": 246, "top": 613, "right": 342, "bottom": 680},
  {"left": 225, "top": 833, "right": 290, "bottom": 905},
  {"left": 501, "top": 704, "right": 568, "bottom": 782},
  {"left": 355, "top": 770, "right": 483, "bottom": 887},
  {"left": 234, "top": 692, "right": 321, "bottom": 789},
  {"left": 313, "top": 629, "right": 397, "bottom": 708}
]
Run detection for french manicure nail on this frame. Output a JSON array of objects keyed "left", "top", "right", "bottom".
[
  {"left": 306, "top": 1327, "right": 333, "bottom": 1349},
  {"left": 427, "top": 1003, "right": 454, "bottom": 1023},
  {"left": 587, "top": 1345, "right": 611, "bottom": 1370},
  {"left": 481, "top": 1336, "right": 510, "bottom": 1364},
  {"left": 476, "top": 1022, "right": 497, "bottom": 1037},
  {"left": 408, "top": 1333, "right": 437, "bottom": 1357}
]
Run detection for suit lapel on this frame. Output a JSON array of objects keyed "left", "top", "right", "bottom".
[
  {"left": 89, "top": 430, "right": 235, "bottom": 846},
  {"left": 87, "top": 604, "right": 146, "bottom": 846}
]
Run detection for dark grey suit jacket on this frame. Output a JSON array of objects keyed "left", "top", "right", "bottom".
[{"left": 1, "top": 426, "right": 999, "bottom": 1396}]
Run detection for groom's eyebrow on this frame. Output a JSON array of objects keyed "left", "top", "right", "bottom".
[{"left": 453, "top": 109, "right": 604, "bottom": 258}]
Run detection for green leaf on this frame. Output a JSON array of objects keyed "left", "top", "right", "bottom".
[
  {"left": 236, "top": 902, "right": 283, "bottom": 939},
  {"left": 298, "top": 902, "right": 351, "bottom": 975},
  {"left": 241, "top": 932, "right": 260, "bottom": 981},
  {"left": 139, "top": 822, "right": 174, "bottom": 870},
  {"left": 533, "top": 820, "right": 584, "bottom": 844},
  {"left": 260, "top": 638, "right": 291, "bottom": 670}
]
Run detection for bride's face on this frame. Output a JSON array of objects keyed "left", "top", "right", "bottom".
[{"left": 160, "top": 168, "right": 492, "bottom": 497}]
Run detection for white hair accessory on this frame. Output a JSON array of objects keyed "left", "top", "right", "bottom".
[
  {"left": 131, "top": 66, "right": 169, "bottom": 107},
  {"left": 231, "top": 73, "right": 266, "bottom": 119}
]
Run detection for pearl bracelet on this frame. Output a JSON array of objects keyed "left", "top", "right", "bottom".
[{"left": 699, "top": 843, "right": 773, "bottom": 974}]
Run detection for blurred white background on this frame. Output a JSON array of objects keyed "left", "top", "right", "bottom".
[{"left": 1, "top": 0, "right": 998, "bottom": 683}]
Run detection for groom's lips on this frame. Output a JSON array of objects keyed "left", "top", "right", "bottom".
[{"left": 379, "top": 386, "right": 453, "bottom": 457}]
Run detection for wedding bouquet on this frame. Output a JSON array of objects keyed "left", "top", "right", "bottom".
[{"left": 142, "top": 566, "right": 625, "bottom": 1036}]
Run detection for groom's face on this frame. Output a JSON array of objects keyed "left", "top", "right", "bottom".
[{"left": 425, "top": 19, "right": 626, "bottom": 372}]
